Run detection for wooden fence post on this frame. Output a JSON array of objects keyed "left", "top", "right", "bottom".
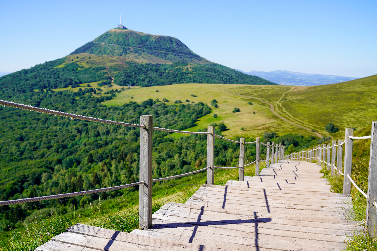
[
  {"left": 366, "top": 121, "right": 377, "bottom": 238},
  {"left": 271, "top": 142, "right": 275, "bottom": 164},
  {"left": 266, "top": 142, "right": 270, "bottom": 168},
  {"left": 256, "top": 137, "right": 260, "bottom": 176},
  {"left": 343, "top": 129, "right": 354, "bottom": 195},
  {"left": 327, "top": 143, "right": 330, "bottom": 171},
  {"left": 331, "top": 140, "right": 336, "bottom": 176},
  {"left": 139, "top": 115, "right": 153, "bottom": 230},
  {"left": 337, "top": 139, "right": 343, "bottom": 176},
  {"left": 323, "top": 144, "right": 326, "bottom": 167},
  {"left": 239, "top": 138, "right": 245, "bottom": 181},
  {"left": 316, "top": 146, "right": 319, "bottom": 165},
  {"left": 276, "top": 144, "right": 279, "bottom": 162},
  {"left": 207, "top": 126, "right": 215, "bottom": 185}
]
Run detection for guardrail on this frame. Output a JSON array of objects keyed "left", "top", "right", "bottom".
[
  {"left": 286, "top": 121, "right": 377, "bottom": 238},
  {"left": 0, "top": 99, "right": 286, "bottom": 230}
]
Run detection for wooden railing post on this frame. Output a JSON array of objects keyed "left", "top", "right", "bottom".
[
  {"left": 322, "top": 144, "right": 326, "bottom": 167},
  {"left": 366, "top": 121, "right": 377, "bottom": 238},
  {"left": 139, "top": 115, "right": 153, "bottom": 230},
  {"left": 239, "top": 138, "right": 245, "bottom": 181},
  {"left": 327, "top": 143, "right": 330, "bottom": 171},
  {"left": 337, "top": 139, "right": 343, "bottom": 176},
  {"left": 318, "top": 145, "right": 321, "bottom": 165},
  {"left": 331, "top": 140, "right": 336, "bottom": 176},
  {"left": 207, "top": 126, "right": 215, "bottom": 185},
  {"left": 256, "top": 137, "right": 260, "bottom": 176},
  {"left": 276, "top": 144, "right": 279, "bottom": 162},
  {"left": 271, "top": 142, "right": 275, "bottom": 164},
  {"left": 316, "top": 145, "right": 320, "bottom": 165},
  {"left": 266, "top": 142, "right": 270, "bottom": 168},
  {"left": 343, "top": 129, "right": 354, "bottom": 195}
]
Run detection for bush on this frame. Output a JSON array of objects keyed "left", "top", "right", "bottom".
[
  {"left": 232, "top": 107, "right": 240, "bottom": 113},
  {"left": 211, "top": 99, "right": 218, "bottom": 108},
  {"left": 163, "top": 98, "right": 169, "bottom": 102},
  {"left": 174, "top": 100, "right": 182, "bottom": 104},
  {"left": 213, "top": 114, "right": 217, "bottom": 118},
  {"left": 325, "top": 122, "right": 339, "bottom": 133},
  {"left": 248, "top": 102, "right": 252, "bottom": 105},
  {"left": 218, "top": 122, "right": 227, "bottom": 131}
]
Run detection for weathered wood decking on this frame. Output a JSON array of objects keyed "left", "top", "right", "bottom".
[{"left": 37, "top": 161, "right": 358, "bottom": 250}]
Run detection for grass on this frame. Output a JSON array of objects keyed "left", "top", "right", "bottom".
[
  {"left": 99, "top": 75, "right": 376, "bottom": 140},
  {"left": 102, "top": 84, "right": 312, "bottom": 139}
]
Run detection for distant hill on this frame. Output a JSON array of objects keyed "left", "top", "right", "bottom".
[
  {"left": 0, "top": 72, "right": 10, "bottom": 77},
  {"left": 239, "top": 70, "right": 357, "bottom": 86}
]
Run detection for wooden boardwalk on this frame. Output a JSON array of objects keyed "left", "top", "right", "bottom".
[{"left": 37, "top": 161, "right": 358, "bottom": 250}]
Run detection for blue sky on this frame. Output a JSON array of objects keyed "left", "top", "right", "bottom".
[{"left": 0, "top": 0, "right": 376, "bottom": 78}]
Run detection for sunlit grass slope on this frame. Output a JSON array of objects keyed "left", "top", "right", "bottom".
[
  {"left": 103, "top": 84, "right": 311, "bottom": 138},
  {"left": 102, "top": 75, "right": 376, "bottom": 139}
]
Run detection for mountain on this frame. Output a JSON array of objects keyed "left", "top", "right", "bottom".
[
  {"left": 71, "top": 28, "right": 210, "bottom": 64},
  {"left": 239, "top": 70, "right": 357, "bottom": 86},
  {"left": 0, "top": 28, "right": 274, "bottom": 97}
]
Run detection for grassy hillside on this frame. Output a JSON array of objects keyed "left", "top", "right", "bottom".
[
  {"left": 102, "top": 84, "right": 311, "bottom": 138},
  {"left": 102, "top": 76, "right": 376, "bottom": 139}
]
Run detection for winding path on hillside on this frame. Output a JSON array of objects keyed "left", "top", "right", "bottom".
[
  {"left": 37, "top": 161, "right": 356, "bottom": 250},
  {"left": 227, "top": 89, "right": 323, "bottom": 138}
]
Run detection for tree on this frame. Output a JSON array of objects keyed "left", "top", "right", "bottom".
[
  {"left": 87, "top": 153, "right": 94, "bottom": 164},
  {"left": 325, "top": 122, "right": 339, "bottom": 133},
  {"left": 232, "top": 107, "right": 240, "bottom": 113},
  {"left": 218, "top": 122, "right": 227, "bottom": 131}
]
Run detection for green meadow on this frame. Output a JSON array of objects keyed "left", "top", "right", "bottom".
[{"left": 102, "top": 75, "right": 377, "bottom": 139}]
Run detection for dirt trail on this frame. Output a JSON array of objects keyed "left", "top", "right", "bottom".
[{"left": 227, "top": 89, "right": 323, "bottom": 138}]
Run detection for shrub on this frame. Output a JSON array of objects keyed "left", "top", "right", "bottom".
[
  {"left": 156, "top": 90, "right": 159, "bottom": 92},
  {"left": 163, "top": 98, "right": 169, "bottom": 102},
  {"left": 213, "top": 114, "right": 217, "bottom": 118},
  {"left": 248, "top": 102, "right": 252, "bottom": 105},
  {"left": 325, "top": 122, "right": 339, "bottom": 133},
  {"left": 174, "top": 100, "right": 182, "bottom": 104},
  {"left": 211, "top": 99, "right": 218, "bottom": 108},
  {"left": 218, "top": 122, "right": 227, "bottom": 131},
  {"left": 232, "top": 108, "right": 240, "bottom": 113},
  {"left": 185, "top": 99, "right": 190, "bottom": 102}
]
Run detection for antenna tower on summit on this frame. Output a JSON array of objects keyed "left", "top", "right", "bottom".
[{"left": 118, "top": 14, "right": 126, "bottom": 29}]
